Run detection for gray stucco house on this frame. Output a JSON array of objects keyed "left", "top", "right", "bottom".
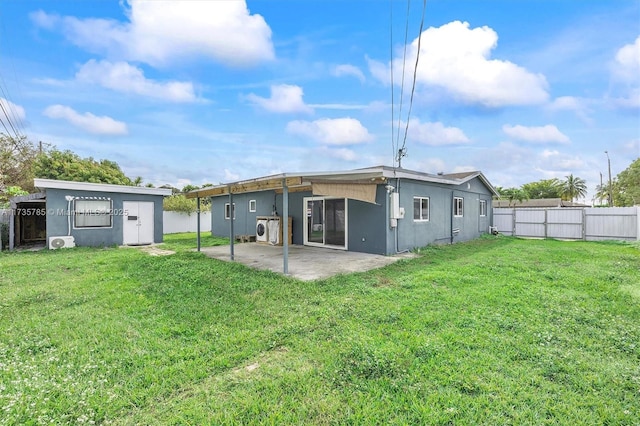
[
  {"left": 9, "top": 179, "right": 171, "bottom": 250},
  {"left": 187, "top": 166, "right": 498, "bottom": 255}
]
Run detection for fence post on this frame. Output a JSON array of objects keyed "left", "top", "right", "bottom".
[
  {"left": 637, "top": 206, "right": 640, "bottom": 241},
  {"left": 582, "top": 208, "right": 586, "bottom": 240}
]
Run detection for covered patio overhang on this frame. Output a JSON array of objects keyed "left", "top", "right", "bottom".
[{"left": 185, "top": 169, "right": 389, "bottom": 275}]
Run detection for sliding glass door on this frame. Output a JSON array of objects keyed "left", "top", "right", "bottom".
[{"left": 304, "top": 197, "right": 347, "bottom": 249}]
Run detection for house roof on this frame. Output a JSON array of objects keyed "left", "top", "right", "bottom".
[
  {"left": 34, "top": 178, "right": 173, "bottom": 196},
  {"left": 186, "top": 166, "right": 499, "bottom": 199},
  {"left": 493, "top": 198, "right": 590, "bottom": 208}
]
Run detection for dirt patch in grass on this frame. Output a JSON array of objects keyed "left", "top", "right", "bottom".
[{"left": 138, "top": 246, "right": 176, "bottom": 256}]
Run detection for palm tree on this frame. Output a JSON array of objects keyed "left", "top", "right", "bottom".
[
  {"left": 500, "top": 187, "right": 529, "bottom": 207},
  {"left": 561, "top": 174, "right": 587, "bottom": 202},
  {"left": 595, "top": 183, "right": 609, "bottom": 206},
  {"left": 133, "top": 176, "right": 143, "bottom": 187}
]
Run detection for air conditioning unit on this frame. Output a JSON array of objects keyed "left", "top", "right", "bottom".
[{"left": 49, "top": 236, "right": 75, "bottom": 250}]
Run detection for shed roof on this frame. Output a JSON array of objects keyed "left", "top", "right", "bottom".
[
  {"left": 34, "top": 178, "right": 173, "bottom": 196},
  {"left": 186, "top": 165, "right": 498, "bottom": 199}
]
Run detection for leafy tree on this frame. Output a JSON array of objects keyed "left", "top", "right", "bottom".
[
  {"left": 0, "top": 133, "right": 39, "bottom": 192},
  {"left": 0, "top": 185, "right": 28, "bottom": 208},
  {"left": 133, "top": 176, "right": 143, "bottom": 186},
  {"left": 521, "top": 178, "right": 563, "bottom": 199},
  {"left": 181, "top": 184, "right": 201, "bottom": 193},
  {"left": 33, "top": 149, "right": 134, "bottom": 185},
  {"left": 613, "top": 158, "right": 640, "bottom": 206},
  {"left": 499, "top": 187, "right": 529, "bottom": 207},
  {"left": 561, "top": 174, "right": 587, "bottom": 202},
  {"left": 163, "top": 194, "right": 210, "bottom": 214}
]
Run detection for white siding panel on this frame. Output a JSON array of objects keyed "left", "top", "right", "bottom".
[
  {"left": 163, "top": 211, "right": 212, "bottom": 234},
  {"left": 516, "top": 223, "right": 546, "bottom": 238},
  {"left": 493, "top": 209, "right": 513, "bottom": 235},
  {"left": 548, "top": 223, "right": 582, "bottom": 239},
  {"left": 515, "top": 209, "right": 546, "bottom": 224},
  {"left": 547, "top": 208, "right": 582, "bottom": 224}
]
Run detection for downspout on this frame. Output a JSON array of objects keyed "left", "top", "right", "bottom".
[
  {"left": 196, "top": 196, "right": 201, "bottom": 252},
  {"left": 450, "top": 191, "right": 454, "bottom": 244},
  {"left": 228, "top": 188, "right": 234, "bottom": 261},
  {"left": 9, "top": 207, "right": 15, "bottom": 250},
  {"left": 282, "top": 178, "right": 289, "bottom": 275}
]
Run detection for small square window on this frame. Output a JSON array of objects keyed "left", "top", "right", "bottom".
[
  {"left": 249, "top": 200, "right": 256, "bottom": 212},
  {"left": 413, "top": 197, "right": 429, "bottom": 221},
  {"left": 224, "top": 203, "right": 235, "bottom": 220},
  {"left": 454, "top": 197, "right": 464, "bottom": 217}
]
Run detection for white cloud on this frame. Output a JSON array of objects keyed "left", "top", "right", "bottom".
[
  {"left": 246, "top": 84, "right": 313, "bottom": 114},
  {"left": 369, "top": 21, "right": 549, "bottom": 107},
  {"left": 332, "top": 64, "right": 365, "bottom": 82},
  {"left": 224, "top": 169, "right": 240, "bottom": 182},
  {"left": 76, "top": 60, "right": 197, "bottom": 102},
  {"left": 43, "top": 105, "right": 128, "bottom": 135},
  {"left": 611, "top": 36, "right": 640, "bottom": 109},
  {"left": 503, "top": 124, "right": 570, "bottom": 144},
  {"left": 32, "top": 0, "right": 274, "bottom": 68},
  {"left": 614, "top": 88, "right": 640, "bottom": 109},
  {"left": 613, "top": 35, "right": 640, "bottom": 81},
  {"left": 286, "top": 118, "right": 373, "bottom": 145},
  {"left": 405, "top": 119, "right": 470, "bottom": 146},
  {"left": 547, "top": 96, "right": 594, "bottom": 124},
  {"left": 536, "top": 150, "right": 584, "bottom": 170},
  {"left": 0, "top": 97, "right": 26, "bottom": 121},
  {"left": 320, "top": 147, "right": 358, "bottom": 161}
]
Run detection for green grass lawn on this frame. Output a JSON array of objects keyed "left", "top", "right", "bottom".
[{"left": 1, "top": 234, "right": 639, "bottom": 425}]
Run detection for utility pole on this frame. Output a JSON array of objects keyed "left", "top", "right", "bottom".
[{"left": 605, "top": 151, "right": 613, "bottom": 207}]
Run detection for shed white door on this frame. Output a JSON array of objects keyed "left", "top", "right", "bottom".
[{"left": 123, "top": 201, "right": 154, "bottom": 245}]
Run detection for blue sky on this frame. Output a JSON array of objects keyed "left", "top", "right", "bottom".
[{"left": 1, "top": 0, "right": 638, "bottom": 202}]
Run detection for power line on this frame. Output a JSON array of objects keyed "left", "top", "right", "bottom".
[
  {"left": 0, "top": 99, "right": 20, "bottom": 139},
  {"left": 394, "top": 0, "right": 412, "bottom": 168},
  {"left": 399, "top": 0, "right": 427, "bottom": 161},
  {"left": 390, "top": 0, "right": 396, "bottom": 167}
]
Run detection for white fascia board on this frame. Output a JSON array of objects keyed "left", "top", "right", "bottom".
[
  {"left": 382, "top": 169, "right": 457, "bottom": 185},
  {"left": 34, "top": 178, "right": 173, "bottom": 196}
]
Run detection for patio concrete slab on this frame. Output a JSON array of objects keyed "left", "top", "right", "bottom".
[{"left": 199, "top": 243, "right": 416, "bottom": 281}]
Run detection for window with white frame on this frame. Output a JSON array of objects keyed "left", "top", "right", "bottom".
[
  {"left": 249, "top": 200, "right": 256, "bottom": 212},
  {"left": 74, "top": 199, "right": 112, "bottom": 228},
  {"left": 224, "top": 203, "right": 235, "bottom": 220},
  {"left": 453, "top": 197, "right": 464, "bottom": 217},
  {"left": 413, "top": 197, "right": 429, "bottom": 221},
  {"left": 479, "top": 200, "right": 487, "bottom": 217}
]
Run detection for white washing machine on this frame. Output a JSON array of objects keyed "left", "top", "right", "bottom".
[{"left": 256, "top": 218, "right": 269, "bottom": 242}]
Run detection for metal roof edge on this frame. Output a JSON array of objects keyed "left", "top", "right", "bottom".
[{"left": 33, "top": 178, "right": 173, "bottom": 196}]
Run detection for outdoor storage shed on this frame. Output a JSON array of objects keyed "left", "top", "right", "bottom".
[{"left": 9, "top": 179, "right": 172, "bottom": 250}]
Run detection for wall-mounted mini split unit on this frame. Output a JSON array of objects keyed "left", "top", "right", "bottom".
[{"left": 49, "top": 236, "right": 75, "bottom": 250}]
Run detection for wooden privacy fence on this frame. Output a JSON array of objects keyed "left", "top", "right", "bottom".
[{"left": 493, "top": 207, "right": 639, "bottom": 241}]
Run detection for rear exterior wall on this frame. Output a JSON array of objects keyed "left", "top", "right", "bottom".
[{"left": 387, "top": 177, "right": 493, "bottom": 253}]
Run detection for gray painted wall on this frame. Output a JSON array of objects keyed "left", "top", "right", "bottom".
[
  {"left": 210, "top": 177, "right": 493, "bottom": 255},
  {"left": 387, "top": 177, "right": 493, "bottom": 253},
  {"left": 45, "top": 188, "right": 164, "bottom": 247}
]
